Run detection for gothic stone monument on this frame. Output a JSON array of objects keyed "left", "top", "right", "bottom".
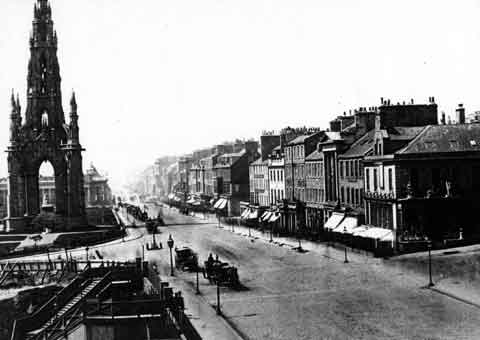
[{"left": 6, "top": 0, "right": 87, "bottom": 232}]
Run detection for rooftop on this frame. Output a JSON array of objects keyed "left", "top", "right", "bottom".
[
  {"left": 287, "top": 131, "right": 323, "bottom": 146},
  {"left": 398, "top": 124, "right": 480, "bottom": 154},
  {"left": 341, "top": 130, "right": 375, "bottom": 158},
  {"left": 383, "top": 126, "right": 426, "bottom": 141}
]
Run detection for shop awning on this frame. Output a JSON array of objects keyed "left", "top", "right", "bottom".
[
  {"left": 213, "top": 199, "right": 222, "bottom": 209},
  {"left": 210, "top": 198, "right": 216, "bottom": 205},
  {"left": 351, "top": 225, "right": 369, "bottom": 236},
  {"left": 324, "top": 212, "right": 345, "bottom": 230},
  {"left": 333, "top": 216, "right": 358, "bottom": 234},
  {"left": 241, "top": 209, "right": 251, "bottom": 219},
  {"left": 355, "top": 226, "right": 394, "bottom": 241},
  {"left": 216, "top": 199, "right": 228, "bottom": 210},
  {"left": 269, "top": 213, "right": 281, "bottom": 223},
  {"left": 247, "top": 210, "right": 258, "bottom": 219},
  {"left": 261, "top": 212, "right": 273, "bottom": 222}
]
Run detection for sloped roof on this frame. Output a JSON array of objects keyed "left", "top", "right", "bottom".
[
  {"left": 287, "top": 131, "right": 324, "bottom": 145},
  {"left": 251, "top": 157, "right": 265, "bottom": 165},
  {"left": 398, "top": 124, "right": 480, "bottom": 154},
  {"left": 341, "top": 130, "right": 375, "bottom": 158},
  {"left": 305, "top": 150, "right": 323, "bottom": 161},
  {"left": 325, "top": 131, "right": 342, "bottom": 141},
  {"left": 384, "top": 126, "right": 425, "bottom": 141},
  {"left": 215, "top": 150, "right": 246, "bottom": 168}
]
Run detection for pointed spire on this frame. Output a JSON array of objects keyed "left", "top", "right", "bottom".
[
  {"left": 16, "top": 94, "right": 21, "bottom": 114},
  {"left": 10, "top": 89, "right": 16, "bottom": 109},
  {"left": 70, "top": 90, "right": 77, "bottom": 113}
]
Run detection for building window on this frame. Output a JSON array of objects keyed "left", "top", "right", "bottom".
[
  {"left": 373, "top": 169, "right": 378, "bottom": 191},
  {"left": 340, "top": 161, "right": 344, "bottom": 178},
  {"left": 366, "top": 169, "right": 370, "bottom": 192},
  {"left": 341, "top": 187, "right": 345, "bottom": 203},
  {"left": 388, "top": 168, "right": 393, "bottom": 192}
]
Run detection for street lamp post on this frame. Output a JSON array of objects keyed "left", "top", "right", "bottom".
[
  {"left": 46, "top": 248, "right": 52, "bottom": 268},
  {"left": 270, "top": 220, "right": 273, "bottom": 242},
  {"left": 216, "top": 281, "right": 221, "bottom": 315},
  {"left": 428, "top": 241, "right": 434, "bottom": 287},
  {"left": 167, "top": 234, "right": 174, "bottom": 276},
  {"left": 85, "top": 246, "right": 90, "bottom": 264},
  {"left": 64, "top": 247, "right": 69, "bottom": 270},
  {"left": 296, "top": 222, "right": 303, "bottom": 251},
  {"left": 344, "top": 226, "right": 349, "bottom": 263}
]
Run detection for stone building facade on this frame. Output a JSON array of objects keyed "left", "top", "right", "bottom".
[
  {"left": 364, "top": 123, "right": 480, "bottom": 249},
  {"left": 283, "top": 130, "right": 325, "bottom": 234},
  {"left": 305, "top": 148, "right": 325, "bottom": 236},
  {"left": 214, "top": 141, "right": 259, "bottom": 216}
]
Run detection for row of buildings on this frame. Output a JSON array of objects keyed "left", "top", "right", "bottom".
[{"left": 152, "top": 98, "right": 480, "bottom": 253}]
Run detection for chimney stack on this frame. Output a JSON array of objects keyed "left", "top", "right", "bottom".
[{"left": 456, "top": 104, "right": 465, "bottom": 124}]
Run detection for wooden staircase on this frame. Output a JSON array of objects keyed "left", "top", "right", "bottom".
[{"left": 25, "top": 278, "right": 102, "bottom": 340}]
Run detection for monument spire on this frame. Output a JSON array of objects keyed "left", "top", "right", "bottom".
[{"left": 26, "top": 0, "right": 64, "bottom": 131}]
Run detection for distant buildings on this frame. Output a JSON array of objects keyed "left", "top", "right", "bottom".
[{"left": 0, "top": 164, "right": 112, "bottom": 219}]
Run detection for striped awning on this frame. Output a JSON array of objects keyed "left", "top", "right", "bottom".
[
  {"left": 261, "top": 212, "right": 273, "bottom": 222},
  {"left": 269, "top": 213, "right": 281, "bottom": 223},
  {"left": 241, "top": 209, "right": 251, "bottom": 219},
  {"left": 215, "top": 198, "right": 228, "bottom": 210},
  {"left": 324, "top": 212, "right": 345, "bottom": 230}
]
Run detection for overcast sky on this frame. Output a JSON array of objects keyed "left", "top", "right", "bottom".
[{"left": 1, "top": 0, "right": 480, "bottom": 188}]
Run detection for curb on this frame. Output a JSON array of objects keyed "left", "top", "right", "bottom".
[{"left": 429, "top": 286, "right": 480, "bottom": 310}]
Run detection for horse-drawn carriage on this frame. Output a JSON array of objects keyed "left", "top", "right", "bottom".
[
  {"left": 174, "top": 247, "right": 199, "bottom": 271},
  {"left": 203, "top": 255, "right": 239, "bottom": 287}
]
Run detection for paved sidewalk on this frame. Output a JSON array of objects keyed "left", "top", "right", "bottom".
[{"left": 161, "top": 274, "right": 245, "bottom": 340}]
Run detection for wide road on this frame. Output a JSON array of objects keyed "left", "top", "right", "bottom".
[
  {"left": 11, "top": 204, "right": 480, "bottom": 340},
  {"left": 114, "top": 205, "right": 480, "bottom": 340}
]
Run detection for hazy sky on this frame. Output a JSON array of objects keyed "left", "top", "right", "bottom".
[{"left": 1, "top": 0, "right": 480, "bottom": 188}]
